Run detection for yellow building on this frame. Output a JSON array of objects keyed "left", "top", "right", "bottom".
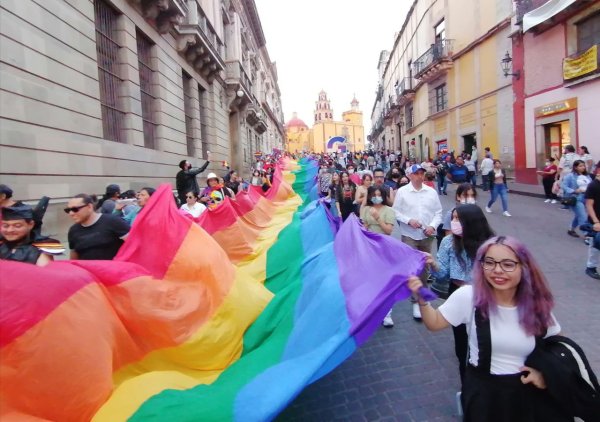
[
  {"left": 285, "top": 91, "right": 365, "bottom": 153},
  {"left": 372, "top": 0, "right": 514, "bottom": 168}
]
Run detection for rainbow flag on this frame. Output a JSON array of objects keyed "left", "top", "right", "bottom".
[{"left": 0, "top": 159, "right": 426, "bottom": 421}]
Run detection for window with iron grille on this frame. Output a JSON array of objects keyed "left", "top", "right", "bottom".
[
  {"left": 435, "top": 84, "right": 447, "bottom": 113},
  {"left": 405, "top": 103, "right": 414, "bottom": 129},
  {"left": 94, "top": 0, "right": 124, "bottom": 142},
  {"left": 182, "top": 71, "right": 195, "bottom": 157},
  {"left": 198, "top": 84, "right": 209, "bottom": 158},
  {"left": 136, "top": 30, "right": 156, "bottom": 149},
  {"left": 577, "top": 12, "right": 600, "bottom": 52}
]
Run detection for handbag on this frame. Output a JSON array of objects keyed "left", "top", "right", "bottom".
[{"left": 560, "top": 196, "right": 577, "bottom": 206}]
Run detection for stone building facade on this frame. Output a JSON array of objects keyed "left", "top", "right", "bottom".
[{"left": 0, "top": 0, "right": 284, "bottom": 239}]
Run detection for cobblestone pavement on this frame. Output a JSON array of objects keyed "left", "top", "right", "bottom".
[{"left": 278, "top": 184, "right": 600, "bottom": 421}]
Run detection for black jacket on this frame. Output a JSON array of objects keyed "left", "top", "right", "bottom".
[
  {"left": 526, "top": 335, "right": 600, "bottom": 422},
  {"left": 176, "top": 161, "right": 210, "bottom": 198}
]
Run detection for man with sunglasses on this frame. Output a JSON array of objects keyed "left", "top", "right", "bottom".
[{"left": 66, "top": 193, "right": 129, "bottom": 260}]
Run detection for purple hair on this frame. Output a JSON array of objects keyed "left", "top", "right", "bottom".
[{"left": 472, "top": 236, "right": 555, "bottom": 336}]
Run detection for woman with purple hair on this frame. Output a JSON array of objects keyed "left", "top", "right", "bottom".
[{"left": 408, "top": 236, "right": 568, "bottom": 421}]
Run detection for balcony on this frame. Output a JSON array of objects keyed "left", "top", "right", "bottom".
[
  {"left": 412, "top": 39, "right": 455, "bottom": 82},
  {"left": 224, "top": 61, "right": 254, "bottom": 108},
  {"left": 395, "top": 77, "right": 417, "bottom": 106},
  {"left": 175, "top": 1, "right": 225, "bottom": 81},
  {"left": 375, "top": 84, "right": 384, "bottom": 101},
  {"left": 563, "top": 44, "right": 600, "bottom": 84},
  {"left": 128, "top": 0, "right": 187, "bottom": 33}
]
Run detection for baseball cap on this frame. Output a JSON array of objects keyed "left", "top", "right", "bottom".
[
  {"left": 407, "top": 164, "right": 425, "bottom": 175},
  {"left": 206, "top": 173, "right": 219, "bottom": 182}
]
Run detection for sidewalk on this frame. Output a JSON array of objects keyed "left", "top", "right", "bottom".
[{"left": 506, "top": 179, "right": 545, "bottom": 199}]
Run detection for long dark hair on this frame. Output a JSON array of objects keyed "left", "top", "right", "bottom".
[
  {"left": 453, "top": 204, "right": 495, "bottom": 269},
  {"left": 572, "top": 159, "right": 587, "bottom": 175},
  {"left": 366, "top": 185, "right": 388, "bottom": 206}
]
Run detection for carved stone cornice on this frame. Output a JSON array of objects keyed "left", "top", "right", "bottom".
[
  {"left": 127, "top": 0, "right": 186, "bottom": 34},
  {"left": 175, "top": 24, "right": 225, "bottom": 82}
]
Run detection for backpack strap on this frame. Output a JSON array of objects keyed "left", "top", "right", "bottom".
[{"left": 474, "top": 307, "right": 492, "bottom": 373}]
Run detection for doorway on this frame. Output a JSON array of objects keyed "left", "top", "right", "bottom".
[
  {"left": 543, "top": 120, "right": 570, "bottom": 160},
  {"left": 462, "top": 133, "right": 476, "bottom": 156}
]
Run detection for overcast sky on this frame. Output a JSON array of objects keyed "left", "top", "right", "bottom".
[{"left": 254, "top": 1, "right": 412, "bottom": 134}]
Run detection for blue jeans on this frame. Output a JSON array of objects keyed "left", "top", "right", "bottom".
[
  {"left": 570, "top": 195, "right": 587, "bottom": 230},
  {"left": 437, "top": 174, "right": 447, "bottom": 193},
  {"left": 488, "top": 183, "right": 508, "bottom": 212}
]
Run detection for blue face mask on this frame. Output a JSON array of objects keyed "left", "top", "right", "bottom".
[{"left": 371, "top": 196, "right": 383, "bottom": 205}]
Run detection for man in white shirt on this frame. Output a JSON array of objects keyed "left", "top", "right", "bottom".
[
  {"left": 392, "top": 164, "right": 443, "bottom": 320},
  {"left": 479, "top": 155, "right": 494, "bottom": 191}
]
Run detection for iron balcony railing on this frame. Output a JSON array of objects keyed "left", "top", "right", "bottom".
[
  {"left": 412, "top": 39, "right": 454, "bottom": 77},
  {"left": 396, "top": 77, "right": 416, "bottom": 96}
]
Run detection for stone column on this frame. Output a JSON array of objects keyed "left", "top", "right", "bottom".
[{"left": 115, "top": 15, "right": 144, "bottom": 146}]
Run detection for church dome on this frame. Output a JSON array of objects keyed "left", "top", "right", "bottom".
[{"left": 285, "top": 112, "right": 308, "bottom": 129}]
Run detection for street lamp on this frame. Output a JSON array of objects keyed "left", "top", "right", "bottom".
[{"left": 501, "top": 51, "right": 520, "bottom": 79}]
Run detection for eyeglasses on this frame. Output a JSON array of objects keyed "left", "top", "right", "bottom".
[
  {"left": 186, "top": 196, "right": 195, "bottom": 199},
  {"left": 63, "top": 204, "right": 88, "bottom": 214},
  {"left": 481, "top": 258, "right": 520, "bottom": 272}
]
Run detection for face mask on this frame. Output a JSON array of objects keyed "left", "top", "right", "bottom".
[
  {"left": 392, "top": 173, "right": 399, "bottom": 178},
  {"left": 450, "top": 220, "right": 463, "bottom": 236},
  {"left": 545, "top": 162, "right": 550, "bottom": 167},
  {"left": 371, "top": 196, "right": 383, "bottom": 205},
  {"left": 348, "top": 169, "right": 355, "bottom": 174},
  {"left": 466, "top": 198, "right": 476, "bottom": 204}
]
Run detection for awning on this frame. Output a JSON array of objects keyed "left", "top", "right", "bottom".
[{"left": 522, "top": 0, "right": 578, "bottom": 33}]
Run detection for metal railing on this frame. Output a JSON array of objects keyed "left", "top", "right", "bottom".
[{"left": 412, "top": 39, "right": 454, "bottom": 77}]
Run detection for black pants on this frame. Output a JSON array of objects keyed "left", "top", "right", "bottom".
[
  {"left": 542, "top": 178, "right": 557, "bottom": 200},
  {"left": 449, "top": 281, "right": 468, "bottom": 386}
]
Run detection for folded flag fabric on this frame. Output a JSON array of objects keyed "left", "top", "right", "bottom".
[{"left": 0, "top": 158, "right": 426, "bottom": 421}]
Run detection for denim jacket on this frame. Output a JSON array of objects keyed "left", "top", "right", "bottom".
[
  {"left": 561, "top": 172, "right": 591, "bottom": 199},
  {"left": 433, "top": 235, "right": 473, "bottom": 283}
]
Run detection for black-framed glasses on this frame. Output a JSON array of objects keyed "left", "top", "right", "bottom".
[
  {"left": 64, "top": 204, "right": 88, "bottom": 214},
  {"left": 481, "top": 258, "right": 520, "bottom": 272}
]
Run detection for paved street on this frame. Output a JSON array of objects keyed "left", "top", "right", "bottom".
[{"left": 278, "top": 184, "right": 600, "bottom": 422}]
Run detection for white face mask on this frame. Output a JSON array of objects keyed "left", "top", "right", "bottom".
[
  {"left": 348, "top": 169, "right": 355, "bottom": 174},
  {"left": 450, "top": 220, "right": 463, "bottom": 236}
]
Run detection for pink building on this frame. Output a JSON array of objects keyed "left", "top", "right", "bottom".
[{"left": 512, "top": 0, "right": 600, "bottom": 184}]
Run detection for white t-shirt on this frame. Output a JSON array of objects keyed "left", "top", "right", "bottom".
[
  {"left": 480, "top": 157, "right": 494, "bottom": 174},
  {"left": 180, "top": 202, "right": 207, "bottom": 218},
  {"left": 439, "top": 285, "right": 561, "bottom": 375}
]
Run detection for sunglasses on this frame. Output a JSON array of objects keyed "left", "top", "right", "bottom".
[
  {"left": 186, "top": 196, "right": 195, "bottom": 199},
  {"left": 64, "top": 204, "right": 88, "bottom": 214}
]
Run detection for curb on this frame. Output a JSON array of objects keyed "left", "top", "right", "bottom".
[{"left": 507, "top": 189, "right": 545, "bottom": 199}]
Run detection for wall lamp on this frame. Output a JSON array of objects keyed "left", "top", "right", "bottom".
[{"left": 501, "top": 51, "right": 520, "bottom": 80}]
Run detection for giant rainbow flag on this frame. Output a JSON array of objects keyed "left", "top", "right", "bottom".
[{"left": 0, "top": 158, "right": 428, "bottom": 421}]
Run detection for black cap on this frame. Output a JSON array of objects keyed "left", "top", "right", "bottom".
[
  {"left": 0, "top": 184, "right": 13, "bottom": 198},
  {"left": 2, "top": 203, "right": 33, "bottom": 221}
]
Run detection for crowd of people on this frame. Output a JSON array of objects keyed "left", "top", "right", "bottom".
[{"left": 2, "top": 145, "right": 599, "bottom": 421}]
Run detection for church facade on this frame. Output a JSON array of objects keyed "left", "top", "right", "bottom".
[{"left": 285, "top": 91, "right": 365, "bottom": 153}]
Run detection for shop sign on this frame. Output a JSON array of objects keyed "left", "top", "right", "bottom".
[
  {"left": 534, "top": 98, "right": 577, "bottom": 118},
  {"left": 437, "top": 140, "right": 447, "bottom": 151},
  {"left": 563, "top": 45, "right": 598, "bottom": 80}
]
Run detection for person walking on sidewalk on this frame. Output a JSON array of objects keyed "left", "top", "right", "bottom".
[
  {"left": 561, "top": 160, "right": 591, "bottom": 238},
  {"left": 485, "top": 160, "right": 511, "bottom": 217},
  {"left": 537, "top": 157, "right": 558, "bottom": 203},
  {"left": 584, "top": 161, "right": 600, "bottom": 280},
  {"left": 392, "top": 164, "right": 443, "bottom": 320},
  {"left": 479, "top": 155, "right": 494, "bottom": 191}
]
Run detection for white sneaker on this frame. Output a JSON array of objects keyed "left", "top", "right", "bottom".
[
  {"left": 382, "top": 315, "right": 394, "bottom": 327},
  {"left": 412, "top": 303, "right": 422, "bottom": 320},
  {"left": 485, "top": 206, "right": 492, "bottom": 213},
  {"left": 544, "top": 199, "right": 551, "bottom": 203},
  {"left": 551, "top": 199, "right": 557, "bottom": 204},
  {"left": 503, "top": 211, "right": 512, "bottom": 217}
]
